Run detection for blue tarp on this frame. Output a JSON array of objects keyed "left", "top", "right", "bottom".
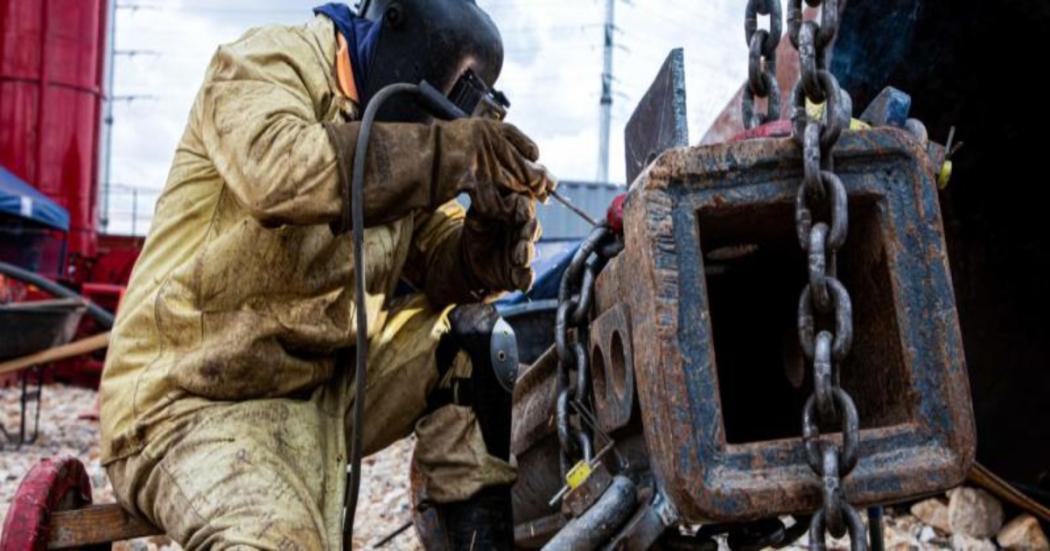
[{"left": 0, "top": 165, "right": 69, "bottom": 231}]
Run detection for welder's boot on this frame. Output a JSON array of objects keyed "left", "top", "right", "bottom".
[
  {"left": 437, "top": 484, "right": 515, "bottom": 550},
  {"left": 430, "top": 303, "right": 518, "bottom": 550},
  {"left": 434, "top": 303, "right": 517, "bottom": 459}
]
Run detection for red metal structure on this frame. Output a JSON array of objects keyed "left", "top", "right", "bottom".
[
  {"left": 0, "top": 456, "right": 95, "bottom": 550},
  {"left": 1, "top": 0, "right": 137, "bottom": 387},
  {"left": 0, "top": 0, "right": 109, "bottom": 273}
]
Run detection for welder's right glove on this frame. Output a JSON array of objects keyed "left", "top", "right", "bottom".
[
  {"left": 461, "top": 203, "right": 543, "bottom": 294},
  {"left": 325, "top": 118, "right": 555, "bottom": 232}
]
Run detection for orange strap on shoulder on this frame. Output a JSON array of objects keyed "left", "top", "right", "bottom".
[{"left": 335, "top": 33, "right": 360, "bottom": 103}]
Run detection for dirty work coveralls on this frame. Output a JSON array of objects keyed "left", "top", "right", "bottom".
[{"left": 98, "top": 16, "right": 516, "bottom": 549}]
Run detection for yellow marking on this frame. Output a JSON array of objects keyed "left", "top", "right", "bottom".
[
  {"left": 566, "top": 461, "right": 593, "bottom": 490},
  {"left": 938, "top": 160, "right": 953, "bottom": 190},
  {"left": 804, "top": 99, "right": 871, "bottom": 131}
]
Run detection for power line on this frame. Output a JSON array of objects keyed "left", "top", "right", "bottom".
[
  {"left": 114, "top": 48, "right": 159, "bottom": 57},
  {"left": 108, "top": 183, "right": 164, "bottom": 193},
  {"left": 113, "top": 25, "right": 600, "bottom": 40},
  {"left": 118, "top": 1, "right": 601, "bottom": 15},
  {"left": 110, "top": 94, "right": 158, "bottom": 102},
  {"left": 117, "top": 3, "right": 300, "bottom": 14}
]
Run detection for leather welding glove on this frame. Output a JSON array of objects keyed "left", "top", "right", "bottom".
[
  {"left": 325, "top": 118, "right": 555, "bottom": 231},
  {"left": 461, "top": 203, "right": 543, "bottom": 293}
]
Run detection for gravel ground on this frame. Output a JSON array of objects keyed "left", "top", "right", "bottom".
[
  {"left": 0, "top": 384, "right": 422, "bottom": 550},
  {"left": 2, "top": 384, "right": 1044, "bottom": 550},
  {"left": 779, "top": 511, "right": 953, "bottom": 550},
  {"left": 0, "top": 384, "right": 113, "bottom": 517}
]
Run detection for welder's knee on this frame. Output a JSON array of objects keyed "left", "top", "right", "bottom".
[
  {"left": 108, "top": 402, "right": 329, "bottom": 550},
  {"left": 111, "top": 447, "right": 326, "bottom": 551}
]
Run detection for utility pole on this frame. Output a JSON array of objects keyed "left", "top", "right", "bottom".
[
  {"left": 100, "top": 0, "right": 117, "bottom": 232},
  {"left": 597, "top": 0, "right": 615, "bottom": 184}
]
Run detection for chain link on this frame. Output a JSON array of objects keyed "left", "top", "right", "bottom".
[
  {"left": 743, "top": 0, "right": 783, "bottom": 129},
  {"left": 782, "top": 0, "right": 867, "bottom": 549},
  {"left": 555, "top": 225, "right": 621, "bottom": 475}
]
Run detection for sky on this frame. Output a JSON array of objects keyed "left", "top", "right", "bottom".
[{"left": 104, "top": 0, "right": 746, "bottom": 235}]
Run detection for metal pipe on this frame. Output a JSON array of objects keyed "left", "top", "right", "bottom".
[
  {"left": 868, "top": 506, "right": 885, "bottom": 551},
  {"left": 542, "top": 475, "right": 637, "bottom": 551},
  {"left": 0, "top": 261, "right": 114, "bottom": 328}
]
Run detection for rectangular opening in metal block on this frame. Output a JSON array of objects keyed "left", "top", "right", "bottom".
[{"left": 698, "top": 197, "right": 917, "bottom": 445}]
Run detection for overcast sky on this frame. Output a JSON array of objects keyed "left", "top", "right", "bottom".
[{"left": 105, "top": 0, "right": 745, "bottom": 235}]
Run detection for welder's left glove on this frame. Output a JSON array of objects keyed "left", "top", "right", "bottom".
[{"left": 461, "top": 202, "right": 542, "bottom": 294}]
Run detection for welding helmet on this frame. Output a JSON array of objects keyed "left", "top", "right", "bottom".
[{"left": 357, "top": 0, "right": 504, "bottom": 122}]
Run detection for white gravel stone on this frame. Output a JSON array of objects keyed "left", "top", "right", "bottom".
[
  {"left": 948, "top": 487, "right": 1005, "bottom": 539},
  {"left": 951, "top": 533, "right": 996, "bottom": 551},
  {"left": 912, "top": 498, "right": 952, "bottom": 534},
  {"left": 997, "top": 514, "right": 1050, "bottom": 551}
]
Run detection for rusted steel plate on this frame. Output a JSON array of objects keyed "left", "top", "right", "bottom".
[
  {"left": 615, "top": 128, "right": 974, "bottom": 522},
  {"left": 588, "top": 303, "right": 637, "bottom": 433},
  {"left": 509, "top": 347, "right": 567, "bottom": 526},
  {"left": 514, "top": 513, "right": 566, "bottom": 549},
  {"left": 624, "top": 48, "right": 689, "bottom": 187},
  {"left": 510, "top": 346, "right": 559, "bottom": 457}
]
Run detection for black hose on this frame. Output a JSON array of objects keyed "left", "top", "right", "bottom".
[
  {"left": 342, "top": 81, "right": 472, "bottom": 547},
  {"left": 343, "top": 82, "right": 421, "bottom": 548},
  {"left": 0, "top": 261, "right": 114, "bottom": 328}
]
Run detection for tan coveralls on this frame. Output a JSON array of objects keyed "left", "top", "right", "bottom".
[{"left": 99, "top": 16, "right": 515, "bottom": 550}]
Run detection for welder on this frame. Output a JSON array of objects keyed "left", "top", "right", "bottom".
[{"left": 98, "top": 0, "right": 553, "bottom": 548}]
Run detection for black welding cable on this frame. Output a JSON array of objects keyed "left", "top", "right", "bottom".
[
  {"left": 343, "top": 81, "right": 493, "bottom": 546},
  {"left": 343, "top": 82, "right": 420, "bottom": 547}
]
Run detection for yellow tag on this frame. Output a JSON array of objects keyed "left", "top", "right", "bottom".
[
  {"left": 806, "top": 98, "right": 826, "bottom": 121},
  {"left": 565, "top": 461, "right": 592, "bottom": 490},
  {"left": 938, "top": 160, "right": 953, "bottom": 190},
  {"left": 850, "top": 118, "right": 872, "bottom": 131},
  {"left": 804, "top": 99, "right": 871, "bottom": 131}
]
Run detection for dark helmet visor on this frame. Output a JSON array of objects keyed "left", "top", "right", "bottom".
[{"left": 359, "top": 0, "right": 504, "bottom": 122}]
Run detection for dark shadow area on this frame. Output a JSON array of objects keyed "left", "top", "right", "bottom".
[
  {"left": 700, "top": 198, "right": 914, "bottom": 444},
  {"left": 836, "top": 0, "right": 1050, "bottom": 487}
]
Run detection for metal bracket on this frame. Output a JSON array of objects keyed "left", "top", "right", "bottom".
[
  {"left": 624, "top": 48, "right": 689, "bottom": 187},
  {"left": 490, "top": 317, "right": 519, "bottom": 393},
  {"left": 613, "top": 129, "right": 975, "bottom": 522},
  {"left": 589, "top": 303, "right": 636, "bottom": 433}
]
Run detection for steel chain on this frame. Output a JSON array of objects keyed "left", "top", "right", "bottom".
[
  {"left": 782, "top": 0, "right": 867, "bottom": 549},
  {"left": 743, "top": 0, "right": 783, "bottom": 129},
  {"left": 555, "top": 224, "right": 622, "bottom": 475}
]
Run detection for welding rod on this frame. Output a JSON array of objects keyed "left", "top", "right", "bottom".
[
  {"left": 549, "top": 189, "right": 599, "bottom": 227},
  {"left": 373, "top": 520, "right": 414, "bottom": 548},
  {"left": 547, "top": 440, "right": 618, "bottom": 507}
]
